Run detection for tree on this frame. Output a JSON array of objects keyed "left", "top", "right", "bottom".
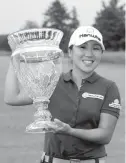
[
  {"left": 0, "top": 21, "right": 40, "bottom": 53},
  {"left": 21, "top": 20, "right": 39, "bottom": 30},
  {"left": 93, "top": 0, "right": 125, "bottom": 50},
  {"left": 69, "top": 7, "right": 80, "bottom": 32},
  {"left": 0, "top": 35, "right": 11, "bottom": 51},
  {"left": 42, "top": 0, "right": 80, "bottom": 53}
]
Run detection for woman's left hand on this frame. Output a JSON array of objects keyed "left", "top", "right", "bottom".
[{"left": 47, "top": 118, "right": 72, "bottom": 134}]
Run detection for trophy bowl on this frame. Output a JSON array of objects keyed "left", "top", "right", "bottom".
[{"left": 8, "top": 28, "right": 64, "bottom": 133}]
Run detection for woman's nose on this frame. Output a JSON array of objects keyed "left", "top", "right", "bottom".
[{"left": 84, "top": 50, "right": 93, "bottom": 57}]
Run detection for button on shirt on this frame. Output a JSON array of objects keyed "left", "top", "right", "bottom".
[{"left": 44, "top": 70, "right": 121, "bottom": 160}]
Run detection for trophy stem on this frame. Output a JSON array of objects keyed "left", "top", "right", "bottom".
[
  {"left": 33, "top": 100, "right": 52, "bottom": 121},
  {"left": 26, "top": 99, "right": 56, "bottom": 133}
]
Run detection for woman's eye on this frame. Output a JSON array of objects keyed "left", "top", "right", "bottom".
[
  {"left": 80, "top": 46, "right": 86, "bottom": 49},
  {"left": 93, "top": 47, "right": 100, "bottom": 50}
]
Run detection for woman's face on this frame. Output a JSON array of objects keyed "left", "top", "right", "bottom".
[{"left": 70, "top": 40, "right": 103, "bottom": 73}]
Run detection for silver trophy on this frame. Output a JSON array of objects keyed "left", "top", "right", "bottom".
[{"left": 8, "top": 28, "right": 64, "bottom": 133}]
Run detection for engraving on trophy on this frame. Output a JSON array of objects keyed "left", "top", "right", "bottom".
[{"left": 8, "top": 28, "right": 64, "bottom": 133}]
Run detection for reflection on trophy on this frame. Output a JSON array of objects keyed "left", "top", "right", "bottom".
[{"left": 8, "top": 28, "right": 64, "bottom": 133}]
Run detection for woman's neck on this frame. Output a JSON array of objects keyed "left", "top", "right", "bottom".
[{"left": 72, "top": 67, "right": 93, "bottom": 89}]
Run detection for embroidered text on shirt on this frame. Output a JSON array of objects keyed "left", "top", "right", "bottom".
[
  {"left": 109, "top": 99, "right": 121, "bottom": 110},
  {"left": 82, "top": 92, "right": 104, "bottom": 100}
]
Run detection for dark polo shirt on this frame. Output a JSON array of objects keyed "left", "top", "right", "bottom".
[{"left": 44, "top": 70, "right": 121, "bottom": 160}]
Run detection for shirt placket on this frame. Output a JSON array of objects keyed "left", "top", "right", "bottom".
[{"left": 70, "top": 80, "right": 85, "bottom": 127}]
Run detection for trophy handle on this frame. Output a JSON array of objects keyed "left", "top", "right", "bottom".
[
  {"left": 11, "top": 53, "right": 20, "bottom": 73},
  {"left": 11, "top": 52, "right": 27, "bottom": 77}
]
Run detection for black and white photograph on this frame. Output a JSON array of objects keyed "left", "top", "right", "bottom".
[{"left": 0, "top": 0, "right": 125, "bottom": 163}]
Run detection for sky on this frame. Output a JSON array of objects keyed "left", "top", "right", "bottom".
[{"left": 0, "top": 0, "right": 124, "bottom": 34}]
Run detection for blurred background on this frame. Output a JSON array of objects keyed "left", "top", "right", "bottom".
[{"left": 0, "top": 0, "right": 125, "bottom": 163}]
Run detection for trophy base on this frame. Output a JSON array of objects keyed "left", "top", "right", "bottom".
[{"left": 25, "top": 120, "right": 57, "bottom": 134}]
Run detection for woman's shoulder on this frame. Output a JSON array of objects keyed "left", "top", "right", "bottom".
[{"left": 96, "top": 72, "right": 116, "bottom": 88}]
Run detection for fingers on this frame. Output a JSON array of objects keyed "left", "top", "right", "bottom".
[
  {"left": 46, "top": 119, "right": 69, "bottom": 133},
  {"left": 45, "top": 123, "right": 57, "bottom": 133},
  {"left": 54, "top": 118, "right": 65, "bottom": 127},
  {"left": 45, "top": 119, "right": 64, "bottom": 133}
]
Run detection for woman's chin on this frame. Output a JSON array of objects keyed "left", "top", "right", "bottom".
[
  {"left": 80, "top": 66, "right": 95, "bottom": 73},
  {"left": 82, "top": 69, "right": 94, "bottom": 73}
]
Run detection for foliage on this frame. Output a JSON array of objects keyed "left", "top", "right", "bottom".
[
  {"left": 93, "top": 0, "right": 125, "bottom": 50},
  {"left": 0, "top": 35, "right": 11, "bottom": 51},
  {"left": 21, "top": 20, "right": 39, "bottom": 30},
  {"left": 42, "top": 0, "right": 80, "bottom": 53},
  {"left": 0, "top": 20, "right": 40, "bottom": 52}
]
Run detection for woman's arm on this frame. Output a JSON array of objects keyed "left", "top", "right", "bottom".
[
  {"left": 48, "top": 82, "right": 120, "bottom": 145},
  {"left": 49, "top": 113, "right": 118, "bottom": 145},
  {"left": 4, "top": 61, "right": 33, "bottom": 106},
  {"left": 68, "top": 113, "right": 118, "bottom": 144}
]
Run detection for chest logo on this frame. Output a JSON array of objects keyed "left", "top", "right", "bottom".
[
  {"left": 109, "top": 99, "right": 121, "bottom": 110},
  {"left": 82, "top": 92, "right": 104, "bottom": 100}
]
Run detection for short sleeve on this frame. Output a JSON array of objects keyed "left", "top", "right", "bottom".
[{"left": 101, "top": 82, "right": 121, "bottom": 118}]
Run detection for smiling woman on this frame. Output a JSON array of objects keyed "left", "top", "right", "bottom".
[
  {"left": 40, "top": 26, "right": 121, "bottom": 163},
  {"left": 68, "top": 26, "right": 104, "bottom": 88},
  {"left": 69, "top": 41, "right": 102, "bottom": 80},
  {"left": 4, "top": 26, "right": 121, "bottom": 163}
]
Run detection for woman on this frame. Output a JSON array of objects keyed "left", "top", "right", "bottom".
[{"left": 4, "top": 26, "right": 121, "bottom": 163}]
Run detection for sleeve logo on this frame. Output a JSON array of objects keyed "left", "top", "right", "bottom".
[
  {"left": 109, "top": 99, "right": 121, "bottom": 110},
  {"left": 82, "top": 92, "right": 104, "bottom": 100}
]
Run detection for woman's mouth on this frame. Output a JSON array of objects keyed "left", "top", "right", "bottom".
[{"left": 82, "top": 60, "right": 94, "bottom": 66}]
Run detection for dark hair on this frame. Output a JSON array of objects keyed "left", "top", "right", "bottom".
[{"left": 69, "top": 45, "right": 73, "bottom": 50}]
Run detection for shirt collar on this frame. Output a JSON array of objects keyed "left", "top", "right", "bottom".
[
  {"left": 85, "top": 71, "right": 100, "bottom": 83},
  {"left": 63, "top": 70, "right": 100, "bottom": 83}
]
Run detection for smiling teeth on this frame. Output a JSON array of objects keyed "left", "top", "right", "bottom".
[{"left": 83, "top": 61, "right": 92, "bottom": 64}]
